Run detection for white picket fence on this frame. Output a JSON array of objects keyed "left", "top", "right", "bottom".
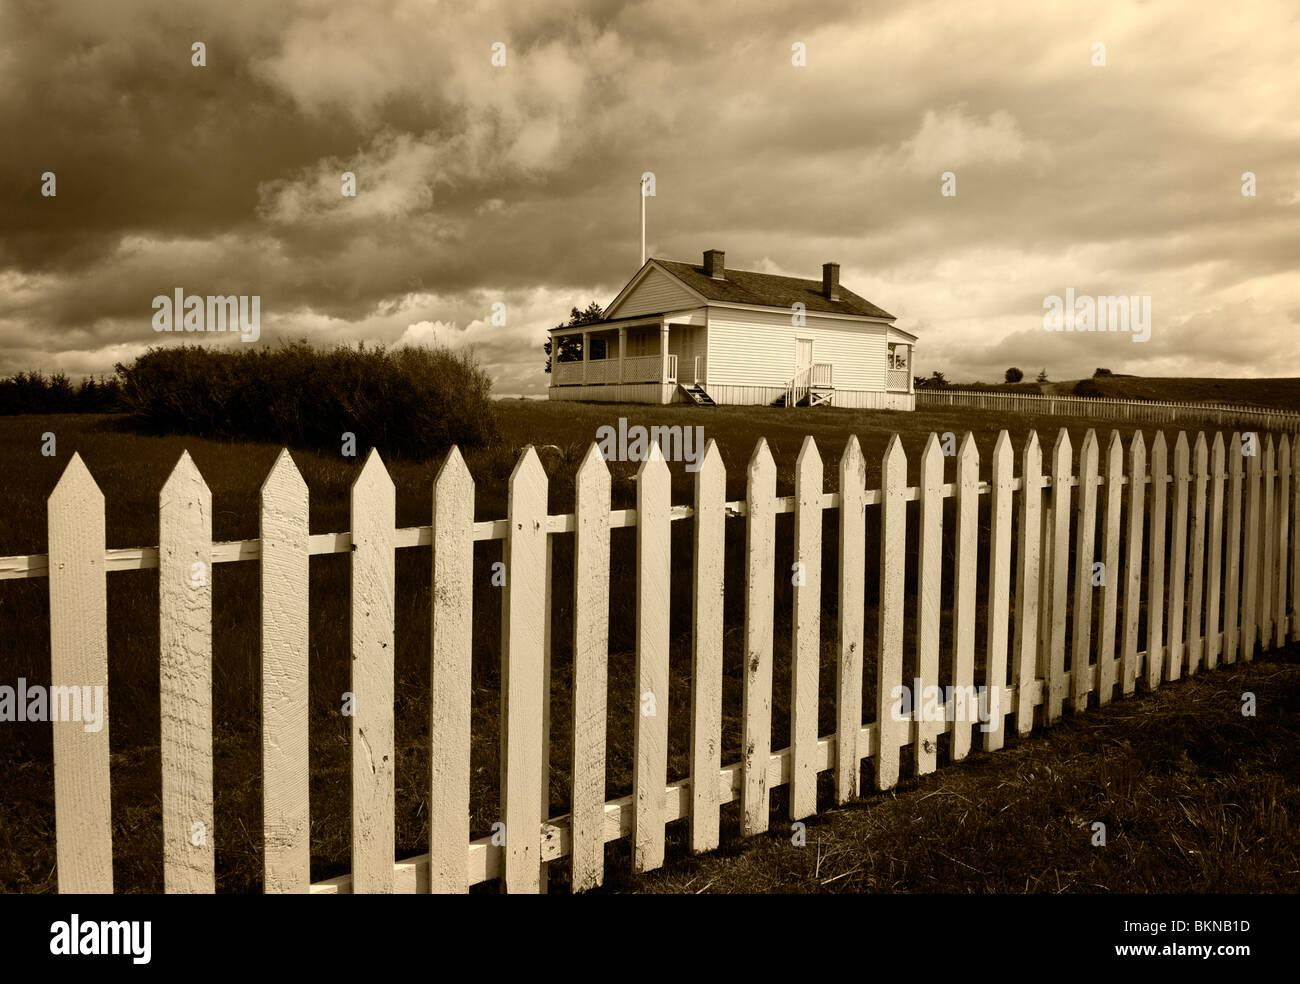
[
  {"left": 3, "top": 424, "right": 1299, "bottom": 893},
  {"left": 917, "top": 388, "right": 1300, "bottom": 432}
]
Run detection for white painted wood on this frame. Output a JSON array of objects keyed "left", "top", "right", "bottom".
[
  {"left": 1224, "top": 433, "right": 1244, "bottom": 664},
  {"left": 951, "top": 434, "right": 978, "bottom": 760},
  {"left": 159, "top": 451, "right": 214, "bottom": 893},
  {"left": 350, "top": 449, "right": 396, "bottom": 893},
  {"left": 1120, "top": 433, "right": 1146, "bottom": 696},
  {"left": 1185, "top": 434, "right": 1208, "bottom": 674},
  {"left": 1292, "top": 433, "right": 1300, "bottom": 644},
  {"left": 875, "top": 436, "right": 907, "bottom": 789},
  {"left": 260, "top": 449, "right": 310, "bottom": 894},
  {"left": 915, "top": 433, "right": 944, "bottom": 773},
  {"left": 633, "top": 442, "right": 671, "bottom": 871},
  {"left": 1167, "top": 433, "right": 1190, "bottom": 681},
  {"left": 835, "top": 436, "right": 867, "bottom": 801},
  {"left": 501, "top": 447, "right": 547, "bottom": 891},
  {"left": 791, "top": 438, "right": 822, "bottom": 819},
  {"left": 742, "top": 440, "right": 777, "bottom": 831},
  {"left": 1013, "top": 432, "right": 1042, "bottom": 735},
  {"left": 690, "top": 440, "right": 725, "bottom": 848},
  {"left": 1097, "top": 432, "right": 1123, "bottom": 704},
  {"left": 1260, "top": 436, "right": 1276, "bottom": 648},
  {"left": 429, "top": 447, "right": 475, "bottom": 893},
  {"left": 1275, "top": 435, "right": 1290, "bottom": 650},
  {"left": 1045, "top": 430, "right": 1072, "bottom": 722},
  {"left": 1146, "top": 432, "right": 1168, "bottom": 688},
  {"left": 983, "top": 431, "right": 1013, "bottom": 751},
  {"left": 1205, "top": 434, "right": 1226, "bottom": 669},
  {"left": 47, "top": 454, "right": 112, "bottom": 894},
  {"left": 1071, "top": 430, "right": 1099, "bottom": 713},
  {"left": 1242, "top": 435, "right": 1261, "bottom": 662}
]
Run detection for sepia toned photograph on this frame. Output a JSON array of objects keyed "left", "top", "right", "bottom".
[{"left": 0, "top": 0, "right": 1294, "bottom": 967}]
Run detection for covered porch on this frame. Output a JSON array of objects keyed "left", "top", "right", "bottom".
[{"left": 548, "top": 311, "right": 706, "bottom": 403}]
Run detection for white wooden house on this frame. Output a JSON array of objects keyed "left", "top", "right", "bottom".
[{"left": 547, "top": 250, "right": 915, "bottom": 408}]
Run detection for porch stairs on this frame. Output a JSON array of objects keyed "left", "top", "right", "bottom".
[
  {"left": 771, "top": 364, "right": 833, "bottom": 407},
  {"left": 679, "top": 382, "right": 716, "bottom": 406}
]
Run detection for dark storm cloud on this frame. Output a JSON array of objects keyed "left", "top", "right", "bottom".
[{"left": 0, "top": 0, "right": 1297, "bottom": 391}]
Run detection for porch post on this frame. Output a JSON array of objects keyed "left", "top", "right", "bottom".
[
  {"left": 618, "top": 326, "right": 627, "bottom": 384},
  {"left": 582, "top": 330, "right": 590, "bottom": 384},
  {"left": 660, "top": 321, "right": 669, "bottom": 385},
  {"left": 547, "top": 331, "right": 554, "bottom": 378},
  {"left": 908, "top": 345, "right": 915, "bottom": 394}
]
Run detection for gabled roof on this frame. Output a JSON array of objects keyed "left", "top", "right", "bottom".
[{"left": 653, "top": 259, "right": 896, "bottom": 321}]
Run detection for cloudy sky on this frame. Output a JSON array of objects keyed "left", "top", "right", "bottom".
[{"left": 2, "top": 0, "right": 1298, "bottom": 395}]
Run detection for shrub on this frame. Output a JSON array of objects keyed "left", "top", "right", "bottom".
[
  {"left": 0, "top": 371, "right": 124, "bottom": 414},
  {"left": 1094, "top": 367, "right": 1113, "bottom": 377},
  {"left": 114, "top": 341, "right": 498, "bottom": 459},
  {"left": 1004, "top": 367, "right": 1024, "bottom": 383}
]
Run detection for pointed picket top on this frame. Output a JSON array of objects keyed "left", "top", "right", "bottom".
[
  {"left": 1279, "top": 432, "right": 1290, "bottom": 465},
  {"left": 1052, "top": 427, "right": 1072, "bottom": 467},
  {"left": 576, "top": 441, "right": 609, "bottom": 483},
  {"left": 957, "top": 431, "right": 978, "bottom": 469},
  {"left": 637, "top": 437, "right": 669, "bottom": 478},
  {"left": 436, "top": 444, "right": 473, "bottom": 490},
  {"left": 1151, "top": 429, "right": 1167, "bottom": 459},
  {"left": 1079, "top": 427, "right": 1098, "bottom": 458},
  {"left": 162, "top": 448, "right": 209, "bottom": 500},
  {"left": 1212, "top": 431, "right": 1226, "bottom": 466},
  {"left": 841, "top": 434, "right": 865, "bottom": 482},
  {"left": 261, "top": 448, "right": 307, "bottom": 501},
  {"left": 696, "top": 437, "right": 724, "bottom": 480},
  {"left": 51, "top": 451, "right": 103, "bottom": 508},
  {"left": 1265, "top": 432, "right": 1276, "bottom": 457},
  {"left": 992, "top": 429, "right": 1013, "bottom": 473},
  {"left": 353, "top": 445, "right": 394, "bottom": 495},
  {"left": 1107, "top": 429, "right": 1124, "bottom": 462},
  {"left": 796, "top": 435, "right": 821, "bottom": 475},
  {"left": 1130, "top": 429, "right": 1146, "bottom": 460},
  {"left": 1174, "top": 431, "right": 1190, "bottom": 474},
  {"left": 748, "top": 436, "right": 775, "bottom": 481},
  {"left": 1194, "top": 432, "right": 1209, "bottom": 472},
  {"left": 882, "top": 433, "right": 906, "bottom": 477}
]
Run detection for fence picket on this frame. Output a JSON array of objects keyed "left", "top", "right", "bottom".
[
  {"left": 1276, "top": 435, "right": 1290, "bottom": 649},
  {"left": 1071, "top": 430, "right": 1099, "bottom": 712},
  {"left": 1013, "top": 432, "right": 1043, "bottom": 735},
  {"left": 350, "top": 450, "right": 396, "bottom": 893},
  {"left": 1167, "top": 433, "right": 1190, "bottom": 680},
  {"left": 835, "top": 437, "right": 867, "bottom": 801},
  {"left": 1292, "top": 434, "right": 1300, "bottom": 644},
  {"left": 159, "top": 451, "right": 214, "bottom": 893},
  {"left": 1045, "top": 430, "right": 1072, "bottom": 722},
  {"left": 951, "top": 434, "right": 978, "bottom": 760},
  {"left": 1225, "top": 434, "right": 1244, "bottom": 664},
  {"left": 1121, "top": 433, "right": 1146, "bottom": 696},
  {"left": 791, "top": 438, "right": 822, "bottom": 819},
  {"left": 1242, "top": 435, "right": 1261, "bottom": 661},
  {"left": 1206, "top": 434, "right": 1226, "bottom": 669},
  {"left": 633, "top": 443, "right": 671, "bottom": 871},
  {"left": 1260, "top": 436, "right": 1275, "bottom": 648},
  {"left": 260, "top": 450, "right": 310, "bottom": 894},
  {"left": 1097, "top": 432, "right": 1123, "bottom": 704},
  {"left": 1146, "top": 432, "right": 1168, "bottom": 688},
  {"left": 48, "top": 454, "right": 112, "bottom": 894},
  {"left": 690, "top": 440, "right": 725, "bottom": 848},
  {"left": 983, "top": 432, "right": 1013, "bottom": 751},
  {"left": 429, "top": 448, "right": 475, "bottom": 893},
  {"left": 742, "top": 440, "right": 777, "bottom": 832},
  {"left": 875, "top": 436, "right": 907, "bottom": 789},
  {"left": 1185, "top": 435, "right": 1208, "bottom": 674},
  {"left": 915, "top": 434, "right": 944, "bottom": 773},
  {"left": 502, "top": 447, "right": 547, "bottom": 891}
]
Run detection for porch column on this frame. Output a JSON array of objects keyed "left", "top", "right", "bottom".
[
  {"left": 908, "top": 345, "right": 915, "bottom": 394},
  {"left": 547, "top": 332, "right": 554, "bottom": 378},
  {"left": 660, "top": 322, "right": 669, "bottom": 384},
  {"left": 582, "top": 330, "right": 590, "bottom": 384},
  {"left": 618, "top": 326, "right": 627, "bottom": 384}
]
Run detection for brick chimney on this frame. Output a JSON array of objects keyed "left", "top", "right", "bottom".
[
  {"left": 822, "top": 262, "right": 840, "bottom": 301},
  {"left": 703, "top": 249, "right": 726, "bottom": 280}
]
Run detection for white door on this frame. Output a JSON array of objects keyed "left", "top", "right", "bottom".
[{"left": 795, "top": 338, "right": 813, "bottom": 373}]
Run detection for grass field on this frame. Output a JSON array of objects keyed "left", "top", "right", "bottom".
[
  {"left": 0, "top": 399, "right": 1294, "bottom": 892},
  {"left": 951, "top": 375, "right": 1300, "bottom": 413}
]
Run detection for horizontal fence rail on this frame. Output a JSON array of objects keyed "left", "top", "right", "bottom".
[
  {"left": 5, "top": 423, "right": 1299, "bottom": 893},
  {"left": 917, "top": 388, "right": 1300, "bottom": 432}
]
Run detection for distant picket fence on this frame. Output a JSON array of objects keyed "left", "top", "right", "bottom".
[
  {"left": 917, "top": 387, "right": 1300, "bottom": 432},
  {"left": 3, "top": 423, "right": 1299, "bottom": 893}
]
